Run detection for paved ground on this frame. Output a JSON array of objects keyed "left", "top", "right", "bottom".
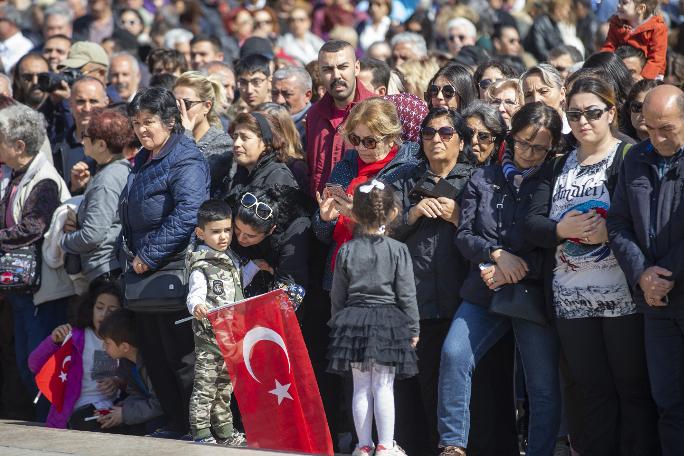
[{"left": 0, "top": 420, "right": 305, "bottom": 456}]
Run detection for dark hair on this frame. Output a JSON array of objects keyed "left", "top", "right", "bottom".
[
  {"left": 98, "top": 308, "right": 137, "bottom": 346},
  {"left": 235, "top": 185, "right": 310, "bottom": 235},
  {"left": 419, "top": 107, "right": 474, "bottom": 160},
  {"left": 319, "top": 40, "right": 354, "bottom": 55},
  {"left": 497, "top": 55, "right": 527, "bottom": 76},
  {"left": 74, "top": 281, "right": 123, "bottom": 330},
  {"left": 461, "top": 100, "right": 507, "bottom": 158},
  {"left": 148, "top": 72, "right": 178, "bottom": 91},
  {"left": 623, "top": 78, "right": 664, "bottom": 138},
  {"left": 636, "top": 0, "right": 659, "bottom": 16},
  {"left": 402, "top": 10, "right": 433, "bottom": 48},
  {"left": 615, "top": 45, "right": 646, "bottom": 65},
  {"left": 352, "top": 182, "right": 397, "bottom": 233},
  {"left": 118, "top": 8, "right": 144, "bottom": 32},
  {"left": 427, "top": 63, "right": 477, "bottom": 110},
  {"left": 359, "top": 57, "right": 391, "bottom": 90},
  {"left": 127, "top": 87, "right": 183, "bottom": 134},
  {"left": 86, "top": 108, "right": 135, "bottom": 156},
  {"left": 146, "top": 48, "right": 188, "bottom": 75},
  {"left": 235, "top": 54, "right": 271, "bottom": 78},
  {"left": 509, "top": 101, "right": 563, "bottom": 157},
  {"left": 229, "top": 112, "right": 287, "bottom": 162},
  {"left": 581, "top": 52, "right": 633, "bottom": 107},
  {"left": 548, "top": 44, "right": 584, "bottom": 63},
  {"left": 305, "top": 60, "right": 323, "bottom": 102},
  {"left": 44, "top": 33, "right": 72, "bottom": 45},
  {"left": 11, "top": 53, "right": 49, "bottom": 102},
  {"left": 473, "top": 59, "right": 519, "bottom": 86},
  {"left": 190, "top": 34, "right": 222, "bottom": 53},
  {"left": 198, "top": 198, "right": 232, "bottom": 228},
  {"left": 492, "top": 22, "right": 519, "bottom": 41}
]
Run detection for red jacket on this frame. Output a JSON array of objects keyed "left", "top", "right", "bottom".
[
  {"left": 305, "top": 79, "right": 375, "bottom": 197},
  {"left": 601, "top": 14, "right": 668, "bottom": 79}
]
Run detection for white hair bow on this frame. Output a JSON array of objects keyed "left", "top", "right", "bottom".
[{"left": 359, "top": 179, "right": 385, "bottom": 193}]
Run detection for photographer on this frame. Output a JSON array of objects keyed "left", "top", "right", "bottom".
[{"left": 11, "top": 54, "right": 50, "bottom": 110}]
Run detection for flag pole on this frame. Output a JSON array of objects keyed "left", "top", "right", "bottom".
[
  {"left": 33, "top": 391, "right": 41, "bottom": 404},
  {"left": 174, "top": 291, "right": 278, "bottom": 325}
]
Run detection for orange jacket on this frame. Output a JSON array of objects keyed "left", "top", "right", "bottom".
[{"left": 601, "top": 14, "right": 668, "bottom": 79}]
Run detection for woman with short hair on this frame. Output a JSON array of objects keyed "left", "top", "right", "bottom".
[
  {"left": 486, "top": 78, "right": 523, "bottom": 130},
  {"left": 461, "top": 101, "right": 507, "bottom": 166},
  {"left": 520, "top": 64, "right": 570, "bottom": 133}
]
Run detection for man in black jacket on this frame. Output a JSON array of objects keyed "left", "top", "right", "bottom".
[{"left": 607, "top": 84, "right": 684, "bottom": 456}]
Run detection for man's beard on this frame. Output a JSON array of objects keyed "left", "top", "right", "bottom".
[{"left": 23, "top": 87, "right": 47, "bottom": 109}]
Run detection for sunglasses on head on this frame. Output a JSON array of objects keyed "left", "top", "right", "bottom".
[
  {"left": 421, "top": 126, "right": 456, "bottom": 141},
  {"left": 348, "top": 133, "right": 385, "bottom": 149},
  {"left": 240, "top": 192, "right": 273, "bottom": 220},
  {"left": 428, "top": 84, "right": 457, "bottom": 100},
  {"left": 630, "top": 101, "right": 643, "bottom": 114},
  {"left": 566, "top": 107, "right": 611, "bottom": 123}
]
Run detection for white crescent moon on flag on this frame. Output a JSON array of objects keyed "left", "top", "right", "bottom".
[
  {"left": 242, "top": 326, "right": 291, "bottom": 384},
  {"left": 61, "top": 355, "right": 72, "bottom": 369}
]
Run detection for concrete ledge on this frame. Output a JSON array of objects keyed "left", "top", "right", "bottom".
[{"left": 0, "top": 420, "right": 305, "bottom": 456}]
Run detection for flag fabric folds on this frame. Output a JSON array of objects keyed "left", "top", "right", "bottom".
[
  {"left": 34, "top": 334, "right": 75, "bottom": 412},
  {"left": 208, "top": 289, "right": 333, "bottom": 455}
]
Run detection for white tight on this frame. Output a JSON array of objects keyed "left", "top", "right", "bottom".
[{"left": 351, "top": 364, "right": 396, "bottom": 448}]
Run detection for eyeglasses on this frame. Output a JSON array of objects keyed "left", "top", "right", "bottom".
[
  {"left": 348, "top": 133, "right": 385, "bottom": 149},
  {"left": 241, "top": 192, "right": 273, "bottom": 220},
  {"left": 449, "top": 34, "right": 466, "bottom": 42},
  {"left": 427, "top": 84, "right": 457, "bottom": 100},
  {"left": 489, "top": 97, "right": 519, "bottom": 108},
  {"left": 513, "top": 137, "right": 549, "bottom": 155},
  {"left": 120, "top": 19, "right": 140, "bottom": 26},
  {"left": 473, "top": 131, "right": 493, "bottom": 144},
  {"left": 478, "top": 78, "right": 501, "bottom": 90},
  {"left": 182, "top": 99, "right": 204, "bottom": 110},
  {"left": 566, "top": 107, "right": 611, "bottom": 123},
  {"left": 421, "top": 126, "right": 456, "bottom": 142},
  {"left": 630, "top": 101, "right": 643, "bottom": 114},
  {"left": 238, "top": 77, "right": 268, "bottom": 88}
]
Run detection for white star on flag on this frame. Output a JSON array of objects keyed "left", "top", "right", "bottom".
[
  {"left": 269, "top": 379, "right": 293, "bottom": 405},
  {"left": 59, "top": 371, "right": 67, "bottom": 382}
]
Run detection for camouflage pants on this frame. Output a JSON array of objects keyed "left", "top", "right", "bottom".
[{"left": 189, "top": 320, "right": 234, "bottom": 439}]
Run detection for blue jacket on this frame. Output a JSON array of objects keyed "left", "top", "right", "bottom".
[
  {"left": 607, "top": 140, "right": 684, "bottom": 317},
  {"left": 120, "top": 132, "right": 210, "bottom": 270}
]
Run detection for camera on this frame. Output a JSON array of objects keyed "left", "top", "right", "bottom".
[{"left": 37, "top": 68, "right": 83, "bottom": 92}]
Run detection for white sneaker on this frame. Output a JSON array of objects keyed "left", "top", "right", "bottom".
[
  {"left": 375, "top": 441, "right": 407, "bottom": 455},
  {"left": 351, "top": 444, "right": 375, "bottom": 456}
]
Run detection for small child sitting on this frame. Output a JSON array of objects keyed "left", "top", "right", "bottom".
[
  {"left": 99, "top": 308, "right": 164, "bottom": 434},
  {"left": 601, "top": 0, "right": 667, "bottom": 79},
  {"left": 186, "top": 199, "right": 245, "bottom": 445}
]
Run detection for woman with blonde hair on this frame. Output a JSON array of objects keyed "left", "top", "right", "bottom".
[
  {"left": 486, "top": 78, "right": 523, "bottom": 130},
  {"left": 398, "top": 57, "right": 440, "bottom": 100},
  {"left": 173, "top": 71, "right": 234, "bottom": 196}
]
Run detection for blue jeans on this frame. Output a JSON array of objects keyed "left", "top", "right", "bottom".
[
  {"left": 644, "top": 315, "right": 684, "bottom": 456},
  {"left": 437, "top": 300, "right": 561, "bottom": 455}
]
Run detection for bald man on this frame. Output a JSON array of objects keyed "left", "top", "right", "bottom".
[{"left": 608, "top": 84, "right": 684, "bottom": 456}]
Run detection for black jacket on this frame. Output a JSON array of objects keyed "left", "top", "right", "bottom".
[
  {"left": 607, "top": 140, "right": 684, "bottom": 317},
  {"left": 456, "top": 164, "right": 544, "bottom": 308},
  {"left": 392, "top": 160, "right": 473, "bottom": 320},
  {"left": 524, "top": 14, "right": 564, "bottom": 61},
  {"left": 221, "top": 152, "right": 298, "bottom": 207}
]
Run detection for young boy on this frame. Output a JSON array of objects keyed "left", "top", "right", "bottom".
[
  {"left": 99, "top": 309, "right": 164, "bottom": 434},
  {"left": 185, "top": 199, "right": 245, "bottom": 445}
]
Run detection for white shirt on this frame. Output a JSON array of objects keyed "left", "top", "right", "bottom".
[
  {"left": 0, "top": 31, "right": 34, "bottom": 74},
  {"left": 73, "top": 328, "right": 118, "bottom": 410},
  {"left": 359, "top": 16, "right": 392, "bottom": 51}
]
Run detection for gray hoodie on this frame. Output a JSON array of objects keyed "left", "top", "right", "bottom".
[{"left": 189, "top": 126, "right": 235, "bottom": 196}]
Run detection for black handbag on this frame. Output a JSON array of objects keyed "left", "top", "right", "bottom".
[
  {"left": 488, "top": 183, "right": 548, "bottom": 326},
  {"left": 121, "top": 239, "right": 188, "bottom": 313},
  {"left": 0, "top": 244, "right": 41, "bottom": 293}
]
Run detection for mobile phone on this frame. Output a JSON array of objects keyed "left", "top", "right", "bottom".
[
  {"left": 325, "top": 183, "right": 348, "bottom": 200},
  {"left": 479, "top": 262, "right": 501, "bottom": 292}
]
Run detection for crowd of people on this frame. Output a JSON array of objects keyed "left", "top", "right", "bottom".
[{"left": 1, "top": 0, "right": 684, "bottom": 455}]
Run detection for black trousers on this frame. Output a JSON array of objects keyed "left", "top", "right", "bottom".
[
  {"left": 556, "top": 314, "right": 660, "bottom": 456},
  {"left": 135, "top": 310, "right": 195, "bottom": 434}
]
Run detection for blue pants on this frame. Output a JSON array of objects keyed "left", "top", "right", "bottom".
[
  {"left": 437, "top": 301, "right": 561, "bottom": 455},
  {"left": 644, "top": 315, "right": 684, "bottom": 456}
]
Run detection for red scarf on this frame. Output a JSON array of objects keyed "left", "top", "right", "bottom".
[{"left": 330, "top": 146, "right": 398, "bottom": 270}]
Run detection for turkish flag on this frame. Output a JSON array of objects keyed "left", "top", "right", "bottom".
[
  {"left": 208, "top": 289, "right": 333, "bottom": 455},
  {"left": 35, "top": 335, "right": 75, "bottom": 412}
]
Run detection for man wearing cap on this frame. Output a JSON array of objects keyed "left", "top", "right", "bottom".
[{"left": 0, "top": 5, "right": 35, "bottom": 73}]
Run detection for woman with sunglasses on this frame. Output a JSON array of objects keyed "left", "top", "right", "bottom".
[
  {"left": 525, "top": 78, "right": 659, "bottom": 454},
  {"left": 174, "top": 71, "right": 234, "bottom": 196},
  {"left": 473, "top": 60, "right": 518, "bottom": 99},
  {"left": 313, "top": 98, "right": 417, "bottom": 294},
  {"left": 461, "top": 101, "right": 506, "bottom": 166},
  {"left": 425, "top": 64, "right": 477, "bottom": 111},
  {"left": 437, "top": 102, "right": 564, "bottom": 456},
  {"left": 623, "top": 78, "right": 664, "bottom": 142},
  {"left": 221, "top": 111, "right": 298, "bottom": 207},
  {"left": 232, "top": 186, "right": 311, "bottom": 307}
]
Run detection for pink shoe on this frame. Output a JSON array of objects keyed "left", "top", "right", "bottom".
[{"left": 351, "top": 445, "right": 375, "bottom": 456}]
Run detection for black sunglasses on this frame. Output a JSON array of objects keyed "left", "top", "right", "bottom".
[
  {"left": 241, "top": 192, "right": 273, "bottom": 220},
  {"left": 428, "top": 84, "right": 457, "bottom": 100},
  {"left": 478, "top": 78, "right": 501, "bottom": 90},
  {"left": 473, "top": 131, "right": 493, "bottom": 144},
  {"left": 183, "top": 99, "right": 204, "bottom": 110},
  {"left": 348, "top": 133, "right": 385, "bottom": 149},
  {"left": 565, "top": 107, "right": 611, "bottom": 123},
  {"left": 630, "top": 101, "right": 643, "bottom": 114},
  {"left": 421, "top": 126, "right": 456, "bottom": 141}
]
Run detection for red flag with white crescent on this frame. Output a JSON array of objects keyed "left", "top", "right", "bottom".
[
  {"left": 207, "top": 289, "right": 333, "bottom": 455},
  {"left": 34, "top": 334, "right": 75, "bottom": 412}
]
